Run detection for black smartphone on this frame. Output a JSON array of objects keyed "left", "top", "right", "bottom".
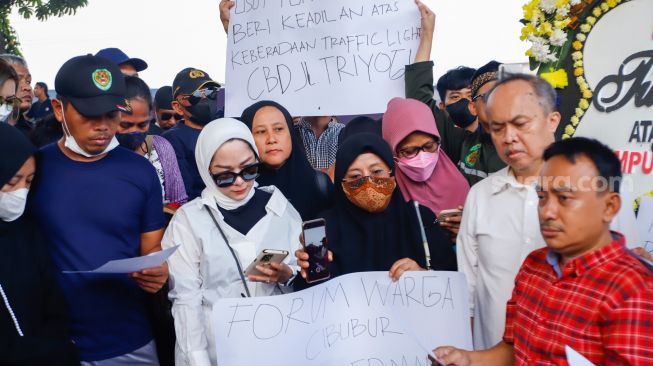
[{"left": 302, "top": 218, "right": 330, "bottom": 284}]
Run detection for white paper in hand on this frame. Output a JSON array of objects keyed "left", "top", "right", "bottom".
[
  {"left": 63, "top": 245, "right": 179, "bottom": 274},
  {"left": 566, "top": 346, "right": 595, "bottom": 366}
]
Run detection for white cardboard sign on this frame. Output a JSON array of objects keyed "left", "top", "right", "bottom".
[
  {"left": 212, "top": 271, "right": 472, "bottom": 366},
  {"left": 224, "top": 0, "right": 421, "bottom": 117}
]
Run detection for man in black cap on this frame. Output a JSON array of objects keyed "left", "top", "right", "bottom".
[
  {"left": 29, "top": 54, "right": 167, "bottom": 364},
  {"left": 163, "top": 67, "right": 222, "bottom": 200},
  {"left": 96, "top": 47, "right": 148, "bottom": 77},
  {"left": 153, "top": 86, "right": 180, "bottom": 132}
]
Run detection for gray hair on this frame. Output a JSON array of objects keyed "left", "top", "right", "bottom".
[
  {"left": 486, "top": 73, "right": 557, "bottom": 114},
  {"left": 0, "top": 54, "right": 28, "bottom": 69}
]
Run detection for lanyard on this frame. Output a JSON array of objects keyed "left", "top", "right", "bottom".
[
  {"left": 0, "top": 283, "right": 23, "bottom": 336},
  {"left": 413, "top": 201, "right": 433, "bottom": 270}
]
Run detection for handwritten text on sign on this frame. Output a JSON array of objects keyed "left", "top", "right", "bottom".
[
  {"left": 212, "top": 271, "right": 472, "bottom": 366},
  {"left": 225, "top": 0, "right": 421, "bottom": 117}
]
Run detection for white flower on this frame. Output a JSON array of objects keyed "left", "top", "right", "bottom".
[
  {"left": 549, "top": 28, "right": 568, "bottom": 46},
  {"left": 570, "top": 0, "right": 581, "bottom": 5},
  {"left": 556, "top": 5, "right": 571, "bottom": 17},
  {"left": 539, "top": 0, "right": 558, "bottom": 14},
  {"left": 529, "top": 35, "right": 558, "bottom": 63}
]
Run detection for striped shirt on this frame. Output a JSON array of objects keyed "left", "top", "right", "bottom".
[
  {"left": 503, "top": 234, "right": 653, "bottom": 365},
  {"left": 295, "top": 118, "right": 344, "bottom": 169}
]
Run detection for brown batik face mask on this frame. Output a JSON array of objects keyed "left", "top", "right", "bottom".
[{"left": 341, "top": 176, "right": 397, "bottom": 213}]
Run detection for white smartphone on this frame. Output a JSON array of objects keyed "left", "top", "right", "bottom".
[{"left": 244, "top": 249, "right": 289, "bottom": 277}]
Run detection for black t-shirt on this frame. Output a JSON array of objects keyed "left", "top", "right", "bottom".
[{"left": 26, "top": 99, "right": 53, "bottom": 120}]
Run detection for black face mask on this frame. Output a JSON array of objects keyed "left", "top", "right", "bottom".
[
  {"left": 186, "top": 98, "right": 220, "bottom": 126},
  {"left": 446, "top": 99, "right": 477, "bottom": 129},
  {"left": 116, "top": 132, "right": 146, "bottom": 151}
]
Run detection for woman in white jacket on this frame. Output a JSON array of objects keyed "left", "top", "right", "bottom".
[{"left": 162, "top": 118, "right": 301, "bottom": 366}]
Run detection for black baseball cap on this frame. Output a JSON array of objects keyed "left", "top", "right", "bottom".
[
  {"left": 172, "top": 68, "right": 221, "bottom": 99},
  {"left": 154, "top": 86, "right": 173, "bottom": 110},
  {"left": 55, "top": 54, "right": 128, "bottom": 117},
  {"left": 96, "top": 47, "right": 148, "bottom": 72}
]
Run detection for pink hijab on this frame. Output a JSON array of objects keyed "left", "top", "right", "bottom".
[{"left": 382, "top": 98, "right": 470, "bottom": 215}]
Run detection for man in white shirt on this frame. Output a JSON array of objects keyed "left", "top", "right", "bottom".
[{"left": 457, "top": 73, "right": 560, "bottom": 350}]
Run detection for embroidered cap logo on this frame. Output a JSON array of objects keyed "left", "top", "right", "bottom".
[
  {"left": 189, "top": 70, "right": 205, "bottom": 79},
  {"left": 92, "top": 69, "right": 113, "bottom": 91}
]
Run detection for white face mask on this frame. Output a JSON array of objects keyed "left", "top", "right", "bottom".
[
  {"left": 0, "top": 188, "right": 28, "bottom": 222},
  {"left": 59, "top": 103, "right": 119, "bottom": 158},
  {"left": 0, "top": 104, "right": 13, "bottom": 122}
]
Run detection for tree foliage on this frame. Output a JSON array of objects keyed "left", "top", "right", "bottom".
[{"left": 0, "top": 0, "right": 88, "bottom": 55}]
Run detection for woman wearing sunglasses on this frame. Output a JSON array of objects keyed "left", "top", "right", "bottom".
[
  {"left": 294, "top": 133, "right": 457, "bottom": 288},
  {"left": 161, "top": 118, "right": 300, "bottom": 366},
  {"left": 116, "top": 76, "right": 187, "bottom": 208},
  {"left": 0, "top": 59, "right": 21, "bottom": 125}
]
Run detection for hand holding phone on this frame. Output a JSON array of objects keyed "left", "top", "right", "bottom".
[
  {"left": 301, "top": 219, "right": 331, "bottom": 283},
  {"left": 244, "top": 249, "right": 289, "bottom": 282},
  {"left": 438, "top": 208, "right": 463, "bottom": 222}
]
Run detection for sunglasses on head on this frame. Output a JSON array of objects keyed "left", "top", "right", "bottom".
[
  {"left": 0, "top": 95, "right": 21, "bottom": 107},
  {"left": 211, "top": 162, "right": 261, "bottom": 188},
  {"left": 160, "top": 112, "right": 183, "bottom": 121},
  {"left": 180, "top": 87, "right": 219, "bottom": 105}
]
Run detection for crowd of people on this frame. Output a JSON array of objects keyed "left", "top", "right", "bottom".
[{"left": 0, "top": 0, "right": 651, "bottom": 365}]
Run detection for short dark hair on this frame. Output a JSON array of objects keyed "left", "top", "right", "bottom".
[
  {"left": 435, "top": 66, "right": 476, "bottom": 102},
  {"left": 35, "top": 81, "right": 48, "bottom": 94},
  {"left": 486, "top": 73, "right": 557, "bottom": 114},
  {"left": 543, "top": 137, "right": 622, "bottom": 193},
  {"left": 125, "top": 76, "right": 153, "bottom": 113},
  {"left": 0, "top": 58, "right": 18, "bottom": 93}
]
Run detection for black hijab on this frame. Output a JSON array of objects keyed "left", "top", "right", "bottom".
[
  {"left": 338, "top": 116, "right": 382, "bottom": 143},
  {"left": 0, "top": 123, "right": 35, "bottom": 187},
  {"left": 325, "top": 133, "right": 455, "bottom": 277},
  {"left": 0, "top": 123, "right": 79, "bottom": 364},
  {"left": 240, "top": 101, "right": 332, "bottom": 220}
]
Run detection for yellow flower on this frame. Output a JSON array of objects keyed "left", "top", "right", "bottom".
[
  {"left": 575, "top": 108, "right": 584, "bottom": 118},
  {"left": 523, "top": 0, "right": 539, "bottom": 20},
  {"left": 562, "top": 133, "right": 571, "bottom": 139},
  {"left": 539, "top": 22, "right": 554, "bottom": 36},
  {"left": 582, "top": 89, "right": 593, "bottom": 99},
  {"left": 521, "top": 24, "right": 536, "bottom": 41},
  {"left": 572, "top": 40, "right": 583, "bottom": 50},
  {"left": 556, "top": 0, "right": 569, "bottom": 7},
  {"left": 606, "top": 0, "right": 618, "bottom": 7},
  {"left": 579, "top": 99, "right": 590, "bottom": 110},
  {"left": 571, "top": 116, "right": 580, "bottom": 126},
  {"left": 541, "top": 69, "right": 569, "bottom": 89},
  {"left": 600, "top": 3, "right": 609, "bottom": 11},
  {"left": 574, "top": 67, "right": 584, "bottom": 77},
  {"left": 565, "top": 125, "right": 576, "bottom": 136},
  {"left": 586, "top": 16, "right": 596, "bottom": 26},
  {"left": 592, "top": 7, "right": 602, "bottom": 17},
  {"left": 573, "top": 60, "right": 584, "bottom": 68},
  {"left": 526, "top": 48, "right": 533, "bottom": 57},
  {"left": 554, "top": 19, "right": 571, "bottom": 29},
  {"left": 576, "top": 33, "right": 586, "bottom": 42},
  {"left": 572, "top": 51, "right": 583, "bottom": 61},
  {"left": 580, "top": 24, "right": 592, "bottom": 33}
]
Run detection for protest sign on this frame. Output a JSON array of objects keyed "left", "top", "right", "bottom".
[
  {"left": 212, "top": 271, "right": 472, "bottom": 366},
  {"left": 555, "top": 0, "right": 653, "bottom": 198},
  {"left": 224, "top": 0, "right": 421, "bottom": 117}
]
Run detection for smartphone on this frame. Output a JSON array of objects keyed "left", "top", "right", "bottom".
[
  {"left": 302, "top": 218, "right": 330, "bottom": 284},
  {"left": 244, "top": 249, "right": 289, "bottom": 277},
  {"left": 438, "top": 208, "right": 463, "bottom": 222}
]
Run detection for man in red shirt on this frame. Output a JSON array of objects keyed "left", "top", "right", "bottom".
[{"left": 434, "top": 137, "right": 653, "bottom": 365}]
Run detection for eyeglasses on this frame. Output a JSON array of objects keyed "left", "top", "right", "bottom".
[
  {"left": 472, "top": 92, "right": 488, "bottom": 102},
  {"left": 211, "top": 162, "right": 261, "bottom": 188},
  {"left": 397, "top": 140, "right": 439, "bottom": 159},
  {"left": 342, "top": 170, "right": 392, "bottom": 190},
  {"left": 180, "top": 87, "right": 219, "bottom": 105},
  {"left": 120, "top": 120, "right": 150, "bottom": 130},
  {"left": 160, "top": 112, "right": 182, "bottom": 121},
  {"left": 0, "top": 95, "right": 20, "bottom": 107}
]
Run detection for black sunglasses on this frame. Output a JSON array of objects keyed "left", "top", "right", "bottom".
[
  {"left": 181, "top": 87, "right": 219, "bottom": 105},
  {"left": 211, "top": 162, "right": 261, "bottom": 188},
  {"left": 160, "top": 112, "right": 183, "bottom": 121}
]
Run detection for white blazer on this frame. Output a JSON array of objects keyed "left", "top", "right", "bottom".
[{"left": 162, "top": 186, "right": 301, "bottom": 366}]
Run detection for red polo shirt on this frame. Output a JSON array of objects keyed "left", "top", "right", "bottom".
[{"left": 503, "top": 234, "right": 653, "bottom": 365}]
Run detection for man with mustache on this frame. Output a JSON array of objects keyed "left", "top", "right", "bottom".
[
  {"left": 0, "top": 54, "right": 34, "bottom": 137},
  {"left": 434, "top": 137, "right": 653, "bottom": 365},
  {"left": 28, "top": 55, "right": 168, "bottom": 365}
]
